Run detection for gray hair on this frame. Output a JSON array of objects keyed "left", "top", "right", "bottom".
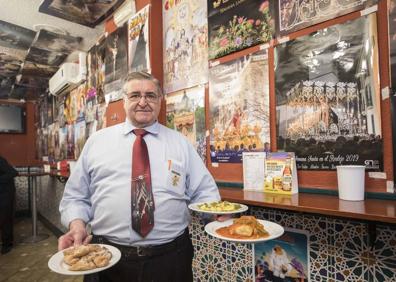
[{"left": 122, "top": 71, "right": 163, "bottom": 97}]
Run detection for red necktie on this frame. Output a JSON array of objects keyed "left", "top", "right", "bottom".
[{"left": 131, "top": 129, "right": 155, "bottom": 237}]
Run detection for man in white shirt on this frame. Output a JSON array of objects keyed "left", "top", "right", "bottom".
[{"left": 59, "top": 71, "right": 221, "bottom": 281}]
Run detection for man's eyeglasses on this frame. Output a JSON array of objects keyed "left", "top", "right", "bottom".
[{"left": 125, "top": 92, "right": 160, "bottom": 103}]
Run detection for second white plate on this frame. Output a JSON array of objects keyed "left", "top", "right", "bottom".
[
  {"left": 205, "top": 219, "right": 284, "bottom": 243},
  {"left": 188, "top": 202, "right": 248, "bottom": 214}
]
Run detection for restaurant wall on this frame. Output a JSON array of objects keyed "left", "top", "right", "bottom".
[
  {"left": 0, "top": 101, "right": 39, "bottom": 166},
  {"left": 33, "top": 0, "right": 394, "bottom": 194}
]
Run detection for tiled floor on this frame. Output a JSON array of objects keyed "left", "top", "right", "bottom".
[{"left": 0, "top": 217, "right": 83, "bottom": 282}]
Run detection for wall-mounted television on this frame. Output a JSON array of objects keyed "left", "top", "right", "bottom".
[{"left": 0, "top": 104, "right": 26, "bottom": 134}]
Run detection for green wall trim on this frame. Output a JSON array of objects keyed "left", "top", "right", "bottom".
[{"left": 216, "top": 182, "right": 396, "bottom": 200}]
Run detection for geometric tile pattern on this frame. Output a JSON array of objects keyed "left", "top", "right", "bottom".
[
  {"left": 190, "top": 206, "right": 396, "bottom": 282},
  {"left": 33, "top": 177, "right": 396, "bottom": 282}
]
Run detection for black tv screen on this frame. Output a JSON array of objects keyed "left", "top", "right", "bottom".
[{"left": 0, "top": 104, "right": 26, "bottom": 134}]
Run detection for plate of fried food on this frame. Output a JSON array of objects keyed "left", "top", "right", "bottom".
[
  {"left": 48, "top": 244, "right": 121, "bottom": 275},
  {"left": 205, "top": 216, "right": 284, "bottom": 243},
  {"left": 188, "top": 201, "right": 248, "bottom": 214}
]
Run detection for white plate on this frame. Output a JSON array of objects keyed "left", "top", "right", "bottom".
[
  {"left": 205, "top": 219, "right": 284, "bottom": 243},
  {"left": 188, "top": 202, "right": 248, "bottom": 214},
  {"left": 48, "top": 244, "right": 121, "bottom": 276}
]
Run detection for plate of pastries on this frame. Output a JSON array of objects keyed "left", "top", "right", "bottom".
[
  {"left": 205, "top": 216, "right": 284, "bottom": 243},
  {"left": 48, "top": 244, "right": 121, "bottom": 275},
  {"left": 189, "top": 201, "right": 248, "bottom": 214}
]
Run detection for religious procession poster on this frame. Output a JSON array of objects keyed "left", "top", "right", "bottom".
[
  {"left": 275, "top": 0, "right": 377, "bottom": 37},
  {"left": 66, "top": 123, "right": 75, "bottom": 160},
  {"left": 209, "top": 49, "right": 270, "bottom": 163},
  {"left": 275, "top": 14, "right": 382, "bottom": 170},
  {"left": 128, "top": 5, "right": 151, "bottom": 73},
  {"left": 166, "top": 85, "right": 206, "bottom": 162},
  {"left": 53, "top": 122, "right": 61, "bottom": 161},
  {"left": 74, "top": 119, "right": 87, "bottom": 160},
  {"left": 87, "top": 45, "right": 97, "bottom": 94},
  {"left": 47, "top": 123, "right": 55, "bottom": 162},
  {"left": 207, "top": 0, "right": 274, "bottom": 60},
  {"left": 95, "top": 39, "right": 106, "bottom": 104},
  {"left": 59, "top": 126, "right": 68, "bottom": 160},
  {"left": 105, "top": 24, "right": 128, "bottom": 85},
  {"left": 254, "top": 228, "right": 310, "bottom": 282},
  {"left": 163, "top": 0, "right": 209, "bottom": 94},
  {"left": 65, "top": 88, "right": 78, "bottom": 124}
]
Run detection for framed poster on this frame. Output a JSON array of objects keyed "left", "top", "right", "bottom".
[
  {"left": 209, "top": 50, "right": 270, "bottom": 163},
  {"left": 163, "top": 0, "right": 208, "bottom": 93},
  {"left": 208, "top": 0, "right": 274, "bottom": 60},
  {"left": 105, "top": 24, "right": 128, "bottom": 84},
  {"left": 128, "top": 5, "right": 150, "bottom": 73},
  {"left": 38, "top": 0, "right": 124, "bottom": 28},
  {"left": 275, "top": 14, "right": 382, "bottom": 170},
  {"left": 275, "top": 0, "right": 377, "bottom": 36},
  {"left": 166, "top": 85, "right": 206, "bottom": 162}
]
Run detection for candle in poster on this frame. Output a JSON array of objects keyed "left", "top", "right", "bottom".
[
  {"left": 275, "top": 14, "right": 383, "bottom": 170},
  {"left": 209, "top": 50, "right": 270, "bottom": 163},
  {"left": 163, "top": 0, "right": 208, "bottom": 94},
  {"left": 208, "top": 0, "right": 274, "bottom": 60},
  {"left": 166, "top": 86, "right": 206, "bottom": 162}
]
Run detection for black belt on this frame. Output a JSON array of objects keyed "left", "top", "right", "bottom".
[{"left": 91, "top": 229, "right": 190, "bottom": 258}]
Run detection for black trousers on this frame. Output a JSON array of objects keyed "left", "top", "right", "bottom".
[
  {"left": 84, "top": 229, "right": 194, "bottom": 282},
  {"left": 0, "top": 187, "right": 15, "bottom": 246}
]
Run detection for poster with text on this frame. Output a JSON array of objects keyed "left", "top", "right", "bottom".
[
  {"left": 276, "top": 0, "right": 377, "bottom": 36},
  {"left": 163, "top": 0, "right": 208, "bottom": 93},
  {"left": 209, "top": 50, "right": 270, "bottom": 163},
  {"left": 254, "top": 228, "right": 309, "bottom": 282},
  {"left": 275, "top": 14, "right": 382, "bottom": 170},
  {"left": 208, "top": 0, "right": 274, "bottom": 60},
  {"left": 166, "top": 85, "right": 206, "bottom": 162},
  {"left": 128, "top": 5, "right": 150, "bottom": 73}
]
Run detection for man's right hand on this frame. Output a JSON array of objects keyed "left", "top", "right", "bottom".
[{"left": 58, "top": 219, "right": 91, "bottom": 251}]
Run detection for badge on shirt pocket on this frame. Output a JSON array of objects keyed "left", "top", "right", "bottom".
[{"left": 167, "top": 159, "right": 185, "bottom": 191}]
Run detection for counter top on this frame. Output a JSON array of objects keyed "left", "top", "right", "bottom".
[{"left": 219, "top": 187, "right": 396, "bottom": 224}]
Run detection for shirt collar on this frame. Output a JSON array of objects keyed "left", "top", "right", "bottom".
[{"left": 123, "top": 120, "right": 160, "bottom": 136}]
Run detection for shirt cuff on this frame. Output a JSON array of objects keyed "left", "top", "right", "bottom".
[{"left": 61, "top": 207, "right": 90, "bottom": 229}]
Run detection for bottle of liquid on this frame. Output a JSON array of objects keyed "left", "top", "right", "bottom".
[{"left": 282, "top": 157, "right": 292, "bottom": 191}]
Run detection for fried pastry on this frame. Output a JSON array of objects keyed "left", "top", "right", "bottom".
[{"left": 62, "top": 244, "right": 112, "bottom": 271}]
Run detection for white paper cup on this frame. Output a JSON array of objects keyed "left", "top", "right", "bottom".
[{"left": 336, "top": 165, "right": 365, "bottom": 201}]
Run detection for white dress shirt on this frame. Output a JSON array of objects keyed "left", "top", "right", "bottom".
[{"left": 59, "top": 120, "right": 220, "bottom": 246}]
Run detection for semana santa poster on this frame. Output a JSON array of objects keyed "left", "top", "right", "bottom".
[
  {"left": 95, "top": 39, "right": 106, "bottom": 104},
  {"left": 128, "top": 5, "right": 150, "bottom": 73},
  {"left": 208, "top": 0, "right": 274, "bottom": 60},
  {"left": 59, "top": 126, "right": 68, "bottom": 160},
  {"left": 254, "top": 228, "right": 309, "bottom": 282},
  {"left": 209, "top": 50, "right": 270, "bottom": 163},
  {"left": 74, "top": 119, "right": 86, "bottom": 160},
  {"left": 105, "top": 24, "right": 128, "bottom": 84},
  {"left": 166, "top": 85, "right": 206, "bottom": 162},
  {"left": 275, "top": 14, "right": 382, "bottom": 170},
  {"left": 163, "top": 0, "right": 208, "bottom": 94},
  {"left": 275, "top": 0, "right": 377, "bottom": 37}
]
